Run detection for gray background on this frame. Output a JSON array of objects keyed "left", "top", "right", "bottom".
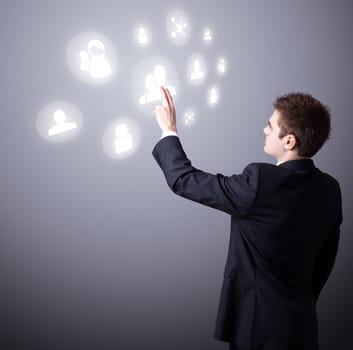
[{"left": 1, "top": 0, "right": 352, "bottom": 349}]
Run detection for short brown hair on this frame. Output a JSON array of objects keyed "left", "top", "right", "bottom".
[{"left": 273, "top": 93, "right": 331, "bottom": 158}]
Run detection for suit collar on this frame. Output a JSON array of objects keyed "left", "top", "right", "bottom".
[{"left": 278, "top": 159, "right": 316, "bottom": 171}]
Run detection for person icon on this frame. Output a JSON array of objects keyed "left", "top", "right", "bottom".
[
  {"left": 217, "top": 58, "right": 226, "bottom": 74},
  {"left": 48, "top": 109, "right": 77, "bottom": 136},
  {"left": 79, "top": 39, "right": 112, "bottom": 78},
  {"left": 114, "top": 124, "right": 133, "bottom": 154},
  {"left": 170, "top": 16, "right": 187, "bottom": 38},
  {"left": 208, "top": 87, "right": 219, "bottom": 105},
  {"left": 203, "top": 28, "right": 212, "bottom": 41},
  {"left": 138, "top": 27, "right": 148, "bottom": 45},
  {"left": 190, "top": 59, "right": 205, "bottom": 81},
  {"left": 139, "top": 64, "right": 176, "bottom": 105}
]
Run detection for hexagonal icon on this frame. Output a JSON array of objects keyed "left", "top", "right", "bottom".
[{"left": 166, "top": 9, "right": 191, "bottom": 45}]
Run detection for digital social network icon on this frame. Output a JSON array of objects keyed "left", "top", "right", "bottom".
[
  {"left": 79, "top": 39, "right": 112, "bottom": 78},
  {"left": 138, "top": 64, "right": 176, "bottom": 105},
  {"left": 138, "top": 27, "right": 148, "bottom": 44},
  {"left": 135, "top": 25, "right": 151, "bottom": 47},
  {"left": 102, "top": 118, "right": 141, "bottom": 160},
  {"left": 203, "top": 28, "right": 213, "bottom": 42},
  {"left": 190, "top": 59, "right": 205, "bottom": 80},
  {"left": 183, "top": 108, "right": 196, "bottom": 126},
  {"left": 48, "top": 109, "right": 77, "bottom": 136},
  {"left": 67, "top": 32, "right": 117, "bottom": 85},
  {"left": 171, "top": 16, "right": 187, "bottom": 38},
  {"left": 217, "top": 57, "right": 227, "bottom": 74},
  {"left": 131, "top": 56, "right": 180, "bottom": 116},
  {"left": 166, "top": 9, "right": 190, "bottom": 45},
  {"left": 207, "top": 86, "right": 220, "bottom": 106},
  {"left": 114, "top": 124, "right": 133, "bottom": 154},
  {"left": 187, "top": 54, "right": 207, "bottom": 86},
  {"left": 37, "top": 101, "right": 82, "bottom": 143}
]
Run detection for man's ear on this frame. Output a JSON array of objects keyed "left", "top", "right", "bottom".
[{"left": 284, "top": 134, "right": 297, "bottom": 150}]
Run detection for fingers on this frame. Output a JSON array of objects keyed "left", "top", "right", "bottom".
[
  {"left": 160, "top": 86, "right": 169, "bottom": 108},
  {"left": 159, "top": 86, "right": 174, "bottom": 112},
  {"left": 160, "top": 87, "right": 168, "bottom": 107},
  {"left": 165, "top": 88, "right": 174, "bottom": 112}
]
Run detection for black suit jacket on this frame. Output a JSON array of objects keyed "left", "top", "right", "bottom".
[{"left": 152, "top": 136, "right": 342, "bottom": 350}]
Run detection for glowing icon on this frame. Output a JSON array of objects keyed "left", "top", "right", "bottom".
[
  {"left": 138, "top": 27, "right": 148, "bottom": 44},
  {"left": 139, "top": 64, "right": 176, "bottom": 105},
  {"left": 170, "top": 16, "right": 187, "bottom": 38},
  {"left": 210, "top": 89, "right": 217, "bottom": 104},
  {"left": 190, "top": 59, "right": 205, "bottom": 80},
  {"left": 67, "top": 32, "right": 117, "bottom": 85},
  {"left": 132, "top": 55, "right": 179, "bottom": 116},
  {"left": 203, "top": 28, "right": 213, "bottom": 42},
  {"left": 79, "top": 39, "right": 112, "bottom": 78},
  {"left": 166, "top": 9, "right": 190, "bottom": 45},
  {"left": 217, "top": 57, "right": 227, "bottom": 74},
  {"left": 48, "top": 109, "right": 77, "bottom": 136},
  {"left": 114, "top": 124, "right": 133, "bottom": 154},
  {"left": 134, "top": 25, "right": 151, "bottom": 47},
  {"left": 37, "top": 101, "right": 82, "bottom": 143},
  {"left": 183, "top": 108, "right": 196, "bottom": 126},
  {"left": 187, "top": 54, "right": 207, "bottom": 86},
  {"left": 207, "top": 86, "right": 220, "bottom": 106},
  {"left": 102, "top": 118, "right": 141, "bottom": 160}
]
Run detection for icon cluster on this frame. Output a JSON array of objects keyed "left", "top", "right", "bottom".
[{"left": 36, "top": 8, "right": 228, "bottom": 160}]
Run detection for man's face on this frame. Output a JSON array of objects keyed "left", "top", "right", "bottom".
[{"left": 263, "top": 110, "right": 287, "bottom": 160}]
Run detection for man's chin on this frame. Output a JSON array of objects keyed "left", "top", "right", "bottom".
[{"left": 263, "top": 146, "right": 274, "bottom": 157}]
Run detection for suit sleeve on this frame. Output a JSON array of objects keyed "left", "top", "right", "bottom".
[
  {"left": 312, "top": 188, "right": 342, "bottom": 301},
  {"left": 152, "top": 136, "right": 259, "bottom": 217}
]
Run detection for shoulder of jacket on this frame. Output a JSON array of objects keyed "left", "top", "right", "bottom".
[{"left": 244, "top": 162, "right": 278, "bottom": 173}]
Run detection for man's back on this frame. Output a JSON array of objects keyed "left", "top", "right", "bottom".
[{"left": 214, "top": 159, "right": 342, "bottom": 349}]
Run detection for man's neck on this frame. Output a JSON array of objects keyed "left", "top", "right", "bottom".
[{"left": 276, "top": 154, "right": 308, "bottom": 165}]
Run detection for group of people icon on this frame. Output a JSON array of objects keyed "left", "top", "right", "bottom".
[
  {"left": 79, "top": 39, "right": 112, "bottom": 78},
  {"left": 139, "top": 64, "right": 176, "bottom": 105}
]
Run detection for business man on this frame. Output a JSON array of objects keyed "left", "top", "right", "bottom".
[{"left": 152, "top": 87, "right": 342, "bottom": 350}]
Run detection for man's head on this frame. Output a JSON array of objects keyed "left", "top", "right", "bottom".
[{"left": 263, "top": 92, "right": 331, "bottom": 162}]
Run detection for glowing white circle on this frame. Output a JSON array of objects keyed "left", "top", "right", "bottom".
[
  {"left": 166, "top": 9, "right": 191, "bottom": 46},
  {"left": 131, "top": 56, "right": 180, "bottom": 117},
  {"left": 102, "top": 117, "right": 141, "bottom": 160},
  {"left": 67, "top": 32, "right": 117, "bottom": 85},
  {"left": 36, "top": 101, "right": 82, "bottom": 142}
]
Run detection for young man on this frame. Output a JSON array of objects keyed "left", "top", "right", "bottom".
[{"left": 152, "top": 87, "right": 342, "bottom": 350}]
